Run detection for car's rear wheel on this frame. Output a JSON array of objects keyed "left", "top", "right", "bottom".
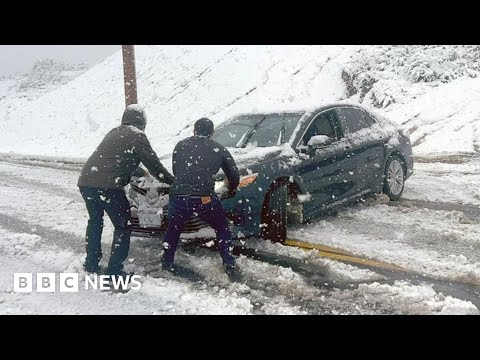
[
  {"left": 383, "top": 154, "right": 406, "bottom": 201},
  {"left": 261, "top": 179, "right": 288, "bottom": 242}
]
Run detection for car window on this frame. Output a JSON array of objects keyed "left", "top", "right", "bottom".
[
  {"left": 248, "top": 114, "right": 301, "bottom": 147},
  {"left": 362, "top": 111, "right": 377, "bottom": 127},
  {"left": 213, "top": 120, "right": 254, "bottom": 148},
  {"left": 301, "top": 110, "right": 337, "bottom": 146},
  {"left": 213, "top": 113, "right": 303, "bottom": 148},
  {"left": 337, "top": 107, "right": 370, "bottom": 134}
]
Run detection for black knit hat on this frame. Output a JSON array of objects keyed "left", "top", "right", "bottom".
[
  {"left": 194, "top": 118, "right": 214, "bottom": 136},
  {"left": 122, "top": 104, "right": 147, "bottom": 131}
]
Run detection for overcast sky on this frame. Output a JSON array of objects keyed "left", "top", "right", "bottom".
[{"left": 0, "top": 45, "right": 120, "bottom": 77}]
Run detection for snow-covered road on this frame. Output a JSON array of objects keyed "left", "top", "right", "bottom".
[{"left": 0, "top": 158, "right": 479, "bottom": 315}]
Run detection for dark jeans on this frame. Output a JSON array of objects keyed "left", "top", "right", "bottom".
[
  {"left": 162, "top": 195, "right": 235, "bottom": 267},
  {"left": 79, "top": 186, "right": 132, "bottom": 274}
]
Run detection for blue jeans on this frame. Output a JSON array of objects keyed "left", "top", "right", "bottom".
[
  {"left": 162, "top": 195, "right": 235, "bottom": 267},
  {"left": 79, "top": 186, "right": 132, "bottom": 274}
]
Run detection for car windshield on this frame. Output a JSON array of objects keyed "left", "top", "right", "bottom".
[{"left": 213, "top": 113, "right": 304, "bottom": 148}]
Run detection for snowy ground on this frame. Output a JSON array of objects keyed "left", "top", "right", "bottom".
[{"left": 0, "top": 159, "right": 478, "bottom": 315}]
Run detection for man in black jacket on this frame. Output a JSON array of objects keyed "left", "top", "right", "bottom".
[
  {"left": 78, "top": 105, "right": 174, "bottom": 278},
  {"left": 161, "top": 118, "right": 240, "bottom": 277}
]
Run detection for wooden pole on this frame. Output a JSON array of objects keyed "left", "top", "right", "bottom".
[{"left": 122, "top": 45, "right": 138, "bottom": 106}]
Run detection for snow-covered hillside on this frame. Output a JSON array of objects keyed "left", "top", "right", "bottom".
[
  {"left": 344, "top": 45, "right": 480, "bottom": 158},
  {"left": 0, "top": 45, "right": 479, "bottom": 161},
  {"left": 0, "top": 59, "right": 88, "bottom": 98},
  {"left": 0, "top": 58, "right": 87, "bottom": 110}
]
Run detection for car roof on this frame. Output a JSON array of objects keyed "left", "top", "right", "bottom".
[
  {"left": 307, "top": 102, "right": 375, "bottom": 114},
  {"left": 231, "top": 110, "right": 306, "bottom": 118},
  {"left": 228, "top": 102, "right": 374, "bottom": 119}
]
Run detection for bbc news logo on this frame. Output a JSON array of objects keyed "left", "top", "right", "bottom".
[{"left": 13, "top": 273, "right": 142, "bottom": 292}]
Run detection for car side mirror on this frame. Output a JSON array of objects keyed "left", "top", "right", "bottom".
[{"left": 307, "top": 135, "right": 331, "bottom": 147}]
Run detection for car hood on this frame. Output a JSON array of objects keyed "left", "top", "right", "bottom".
[
  {"left": 220, "top": 145, "right": 298, "bottom": 179},
  {"left": 159, "top": 145, "right": 293, "bottom": 180},
  {"left": 228, "top": 146, "right": 283, "bottom": 167}
]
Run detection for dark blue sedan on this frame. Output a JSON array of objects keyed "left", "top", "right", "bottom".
[{"left": 130, "top": 103, "right": 413, "bottom": 243}]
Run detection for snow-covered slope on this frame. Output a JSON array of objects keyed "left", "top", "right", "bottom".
[
  {"left": 0, "top": 45, "right": 353, "bottom": 159},
  {"left": 344, "top": 45, "right": 480, "bottom": 158},
  {"left": 0, "top": 59, "right": 88, "bottom": 98},
  {"left": 0, "top": 45, "right": 479, "bottom": 161},
  {"left": 0, "top": 59, "right": 87, "bottom": 126}
]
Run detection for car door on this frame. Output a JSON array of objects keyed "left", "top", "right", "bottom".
[
  {"left": 295, "top": 109, "right": 358, "bottom": 220},
  {"left": 335, "top": 107, "right": 386, "bottom": 193}
]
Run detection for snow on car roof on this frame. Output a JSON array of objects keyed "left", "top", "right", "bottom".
[{"left": 226, "top": 102, "right": 382, "bottom": 119}]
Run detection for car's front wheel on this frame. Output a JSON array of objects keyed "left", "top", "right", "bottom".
[
  {"left": 261, "top": 179, "right": 288, "bottom": 243},
  {"left": 383, "top": 154, "right": 406, "bottom": 201}
]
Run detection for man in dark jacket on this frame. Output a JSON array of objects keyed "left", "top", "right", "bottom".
[
  {"left": 78, "top": 104, "right": 174, "bottom": 278},
  {"left": 161, "top": 118, "right": 240, "bottom": 277}
]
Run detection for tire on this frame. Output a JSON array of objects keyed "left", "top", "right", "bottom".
[
  {"left": 383, "top": 155, "right": 406, "bottom": 201},
  {"left": 261, "top": 179, "right": 288, "bottom": 242}
]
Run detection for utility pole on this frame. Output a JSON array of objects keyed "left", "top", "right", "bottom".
[{"left": 122, "top": 45, "right": 138, "bottom": 107}]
